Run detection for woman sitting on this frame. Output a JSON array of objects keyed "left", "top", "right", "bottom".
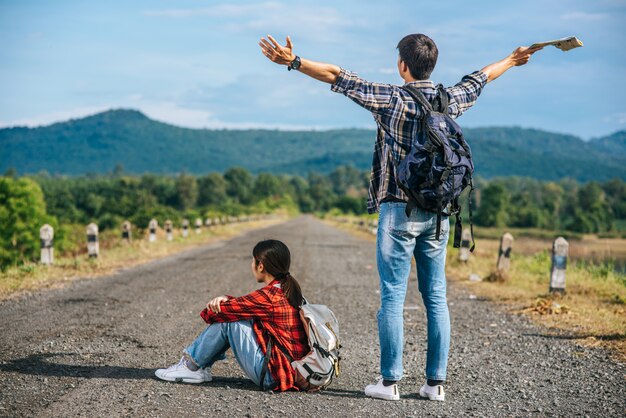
[{"left": 155, "top": 239, "right": 309, "bottom": 391}]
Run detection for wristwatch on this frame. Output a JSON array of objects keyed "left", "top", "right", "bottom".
[{"left": 287, "top": 56, "right": 301, "bottom": 71}]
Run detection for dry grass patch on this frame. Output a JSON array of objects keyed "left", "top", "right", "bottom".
[{"left": 448, "top": 241, "right": 626, "bottom": 360}]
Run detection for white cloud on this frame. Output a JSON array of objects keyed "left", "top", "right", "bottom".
[
  {"left": 144, "top": 2, "right": 364, "bottom": 44},
  {"left": 0, "top": 101, "right": 215, "bottom": 130},
  {"left": 603, "top": 112, "right": 626, "bottom": 124},
  {"left": 139, "top": 102, "right": 214, "bottom": 128},
  {"left": 0, "top": 106, "right": 111, "bottom": 128},
  {"left": 143, "top": 2, "right": 282, "bottom": 18},
  {"left": 0, "top": 100, "right": 335, "bottom": 131},
  {"left": 560, "top": 11, "right": 610, "bottom": 21}
]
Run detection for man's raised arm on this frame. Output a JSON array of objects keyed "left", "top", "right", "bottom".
[
  {"left": 480, "top": 46, "right": 543, "bottom": 83},
  {"left": 259, "top": 35, "right": 340, "bottom": 84},
  {"left": 446, "top": 45, "right": 543, "bottom": 118}
]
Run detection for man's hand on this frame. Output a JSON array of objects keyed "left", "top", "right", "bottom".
[
  {"left": 508, "top": 46, "right": 543, "bottom": 66},
  {"left": 482, "top": 45, "right": 543, "bottom": 82},
  {"left": 260, "top": 35, "right": 295, "bottom": 66},
  {"left": 258, "top": 34, "right": 341, "bottom": 83},
  {"left": 207, "top": 296, "right": 228, "bottom": 313}
]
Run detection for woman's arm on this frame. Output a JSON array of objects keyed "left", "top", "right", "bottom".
[{"left": 201, "top": 289, "right": 274, "bottom": 324}]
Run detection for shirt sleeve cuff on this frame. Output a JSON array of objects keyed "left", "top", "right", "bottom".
[
  {"left": 330, "top": 68, "right": 357, "bottom": 93},
  {"left": 470, "top": 70, "right": 488, "bottom": 86},
  {"left": 200, "top": 307, "right": 214, "bottom": 323}
]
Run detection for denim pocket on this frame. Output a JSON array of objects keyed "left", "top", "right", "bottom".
[{"left": 387, "top": 204, "right": 423, "bottom": 237}]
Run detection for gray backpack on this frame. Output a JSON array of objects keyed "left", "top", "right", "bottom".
[
  {"left": 260, "top": 299, "right": 341, "bottom": 391},
  {"left": 291, "top": 301, "right": 341, "bottom": 390}
]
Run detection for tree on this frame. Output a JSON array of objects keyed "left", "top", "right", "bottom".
[
  {"left": 329, "top": 166, "right": 365, "bottom": 195},
  {"left": 573, "top": 182, "right": 612, "bottom": 232},
  {"left": 175, "top": 174, "right": 198, "bottom": 210},
  {"left": 333, "top": 196, "right": 366, "bottom": 215},
  {"left": 197, "top": 173, "right": 228, "bottom": 206},
  {"left": 289, "top": 176, "right": 314, "bottom": 212},
  {"left": 603, "top": 178, "right": 626, "bottom": 220},
  {"left": 307, "top": 172, "right": 336, "bottom": 212},
  {"left": 224, "top": 167, "right": 254, "bottom": 204},
  {"left": 0, "top": 177, "right": 53, "bottom": 268},
  {"left": 509, "top": 192, "right": 545, "bottom": 228},
  {"left": 475, "top": 182, "right": 510, "bottom": 227},
  {"left": 254, "top": 173, "right": 282, "bottom": 200}
]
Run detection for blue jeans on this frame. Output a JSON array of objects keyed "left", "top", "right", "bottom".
[
  {"left": 184, "top": 320, "right": 275, "bottom": 388},
  {"left": 376, "top": 202, "right": 450, "bottom": 381}
]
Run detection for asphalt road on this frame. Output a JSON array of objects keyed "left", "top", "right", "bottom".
[{"left": 0, "top": 216, "right": 624, "bottom": 417}]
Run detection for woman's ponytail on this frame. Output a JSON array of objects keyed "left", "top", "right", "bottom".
[{"left": 278, "top": 272, "right": 303, "bottom": 309}]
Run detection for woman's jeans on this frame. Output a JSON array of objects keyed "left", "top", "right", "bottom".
[
  {"left": 184, "top": 319, "right": 275, "bottom": 388},
  {"left": 376, "top": 202, "right": 450, "bottom": 382}
]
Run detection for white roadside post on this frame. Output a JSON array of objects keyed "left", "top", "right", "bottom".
[
  {"left": 550, "top": 237, "right": 569, "bottom": 294},
  {"left": 182, "top": 219, "right": 190, "bottom": 238},
  {"left": 86, "top": 223, "right": 99, "bottom": 258},
  {"left": 121, "top": 221, "right": 132, "bottom": 242},
  {"left": 204, "top": 218, "right": 212, "bottom": 228},
  {"left": 40, "top": 224, "right": 54, "bottom": 265},
  {"left": 149, "top": 219, "right": 158, "bottom": 242},
  {"left": 165, "top": 220, "right": 173, "bottom": 241},
  {"left": 496, "top": 232, "right": 514, "bottom": 279},
  {"left": 459, "top": 228, "right": 472, "bottom": 262},
  {"left": 195, "top": 218, "right": 202, "bottom": 234}
]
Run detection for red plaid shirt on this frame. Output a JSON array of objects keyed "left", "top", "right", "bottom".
[{"left": 200, "top": 280, "right": 309, "bottom": 391}]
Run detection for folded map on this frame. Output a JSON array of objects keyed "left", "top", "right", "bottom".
[{"left": 530, "top": 36, "right": 583, "bottom": 51}]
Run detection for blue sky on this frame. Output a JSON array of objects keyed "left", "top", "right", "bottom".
[{"left": 1, "top": 0, "right": 624, "bottom": 139}]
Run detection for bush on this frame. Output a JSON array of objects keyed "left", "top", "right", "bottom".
[{"left": 0, "top": 177, "right": 56, "bottom": 269}]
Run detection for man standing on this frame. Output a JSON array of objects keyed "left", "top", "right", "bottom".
[{"left": 260, "top": 33, "right": 540, "bottom": 401}]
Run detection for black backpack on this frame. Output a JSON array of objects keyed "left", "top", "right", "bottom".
[{"left": 395, "top": 84, "right": 475, "bottom": 251}]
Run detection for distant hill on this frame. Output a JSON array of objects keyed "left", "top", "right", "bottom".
[{"left": 1, "top": 109, "right": 624, "bottom": 181}]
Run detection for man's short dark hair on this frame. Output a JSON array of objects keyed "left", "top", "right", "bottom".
[{"left": 397, "top": 34, "right": 438, "bottom": 80}]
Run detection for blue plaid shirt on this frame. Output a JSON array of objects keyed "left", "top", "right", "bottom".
[{"left": 331, "top": 69, "right": 488, "bottom": 214}]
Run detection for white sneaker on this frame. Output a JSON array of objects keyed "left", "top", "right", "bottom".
[
  {"left": 155, "top": 357, "right": 212, "bottom": 384},
  {"left": 419, "top": 382, "right": 445, "bottom": 401},
  {"left": 364, "top": 378, "right": 400, "bottom": 401}
]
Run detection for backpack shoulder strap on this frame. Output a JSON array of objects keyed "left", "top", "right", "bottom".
[
  {"left": 401, "top": 84, "right": 433, "bottom": 114},
  {"left": 435, "top": 84, "right": 449, "bottom": 115},
  {"left": 402, "top": 83, "right": 450, "bottom": 114},
  {"left": 259, "top": 338, "right": 273, "bottom": 391}
]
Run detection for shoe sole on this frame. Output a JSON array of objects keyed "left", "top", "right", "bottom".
[
  {"left": 418, "top": 390, "right": 444, "bottom": 401},
  {"left": 364, "top": 390, "right": 400, "bottom": 401},
  {"left": 154, "top": 371, "right": 211, "bottom": 384}
]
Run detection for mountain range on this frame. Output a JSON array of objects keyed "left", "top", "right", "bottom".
[{"left": 1, "top": 109, "right": 624, "bottom": 182}]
